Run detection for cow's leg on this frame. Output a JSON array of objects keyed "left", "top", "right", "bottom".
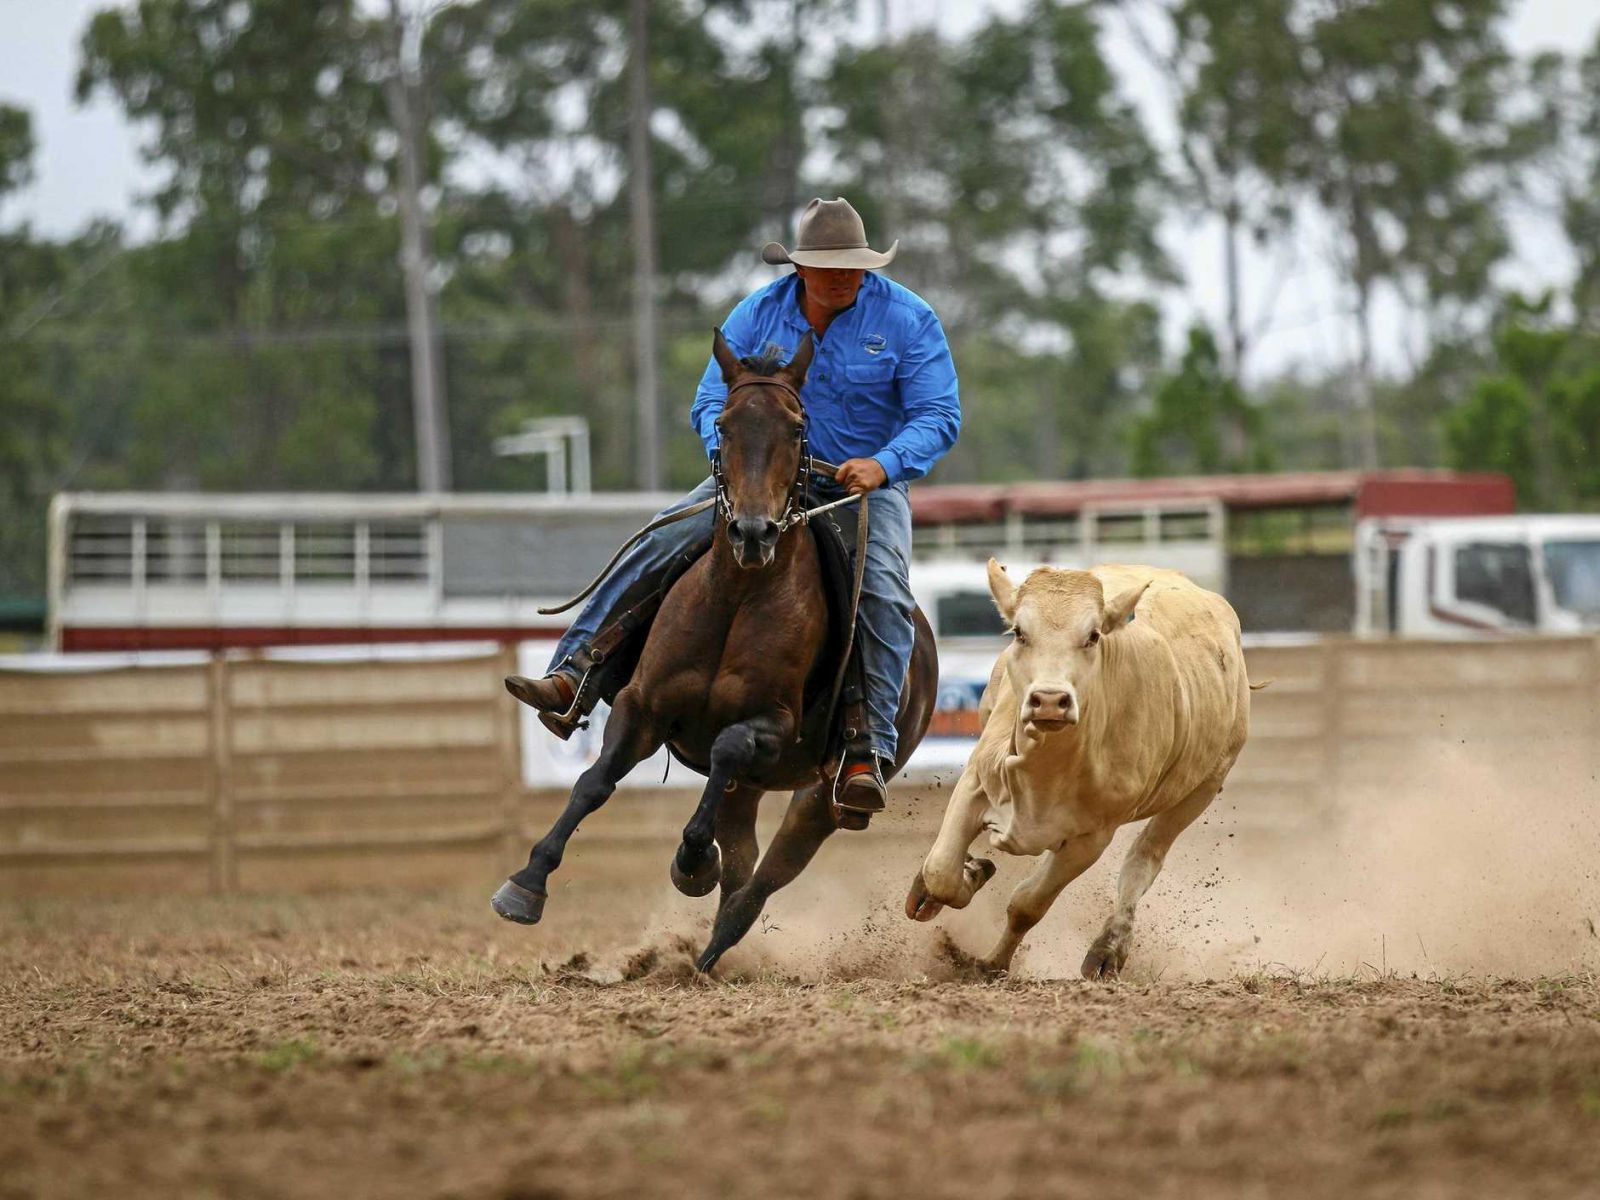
[
  {"left": 491, "top": 689, "right": 660, "bottom": 924},
  {"left": 905, "top": 769, "right": 996, "bottom": 920},
  {"left": 671, "top": 713, "right": 790, "bottom": 896},
  {"left": 713, "top": 783, "right": 763, "bottom": 916},
  {"left": 695, "top": 782, "right": 834, "bottom": 973},
  {"left": 981, "top": 828, "right": 1115, "bottom": 976},
  {"left": 1082, "top": 781, "right": 1220, "bottom": 980}
]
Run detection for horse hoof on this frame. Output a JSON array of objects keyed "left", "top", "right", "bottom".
[
  {"left": 904, "top": 872, "right": 944, "bottom": 922},
  {"left": 838, "top": 809, "right": 871, "bottom": 832},
  {"left": 670, "top": 844, "right": 721, "bottom": 897},
  {"left": 491, "top": 880, "right": 546, "bottom": 925}
]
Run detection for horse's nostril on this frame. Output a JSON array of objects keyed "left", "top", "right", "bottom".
[{"left": 761, "top": 519, "right": 780, "bottom": 541}]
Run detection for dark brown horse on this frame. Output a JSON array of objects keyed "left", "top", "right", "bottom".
[{"left": 492, "top": 329, "right": 937, "bottom": 972}]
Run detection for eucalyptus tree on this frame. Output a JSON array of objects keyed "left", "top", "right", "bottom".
[
  {"left": 75, "top": 0, "right": 400, "bottom": 488},
  {"left": 821, "top": 0, "right": 1171, "bottom": 479},
  {"left": 429, "top": 0, "right": 832, "bottom": 488},
  {"left": 0, "top": 105, "right": 68, "bottom": 597},
  {"left": 1118, "top": 0, "right": 1302, "bottom": 379},
  {"left": 1280, "top": 0, "right": 1538, "bottom": 468}
]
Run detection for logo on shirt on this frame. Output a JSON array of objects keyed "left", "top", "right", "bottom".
[{"left": 862, "top": 333, "right": 887, "bottom": 356}]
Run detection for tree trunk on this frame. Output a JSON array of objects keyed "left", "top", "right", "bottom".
[
  {"left": 1222, "top": 199, "right": 1246, "bottom": 378},
  {"left": 628, "top": 0, "right": 661, "bottom": 491},
  {"left": 383, "top": 0, "right": 451, "bottom": 493},
  {"left": 1351, "top": 277, "right": 1380, "bottom": 470}
]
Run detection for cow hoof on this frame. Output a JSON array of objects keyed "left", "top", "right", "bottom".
[
  {"left": 967, "top": 856, "right": 997, "bottom": 890},
  {"left": 491, "top": 880, "right": 546, "bottom": 925},
  {"left": 904, "top": 872, "right": 945, "bottom": 922},
  {"left": 670, "top": 844, "right": 721, "bottom": 897},
  {"left": 1080, "top": 935, "right": 1127, "bottom": 981}
]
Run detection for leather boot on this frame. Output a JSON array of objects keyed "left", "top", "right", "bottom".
[
  {"left": 504, "top": 669, "right": 583, "bottom": 741},
  {"left": 835, "top": 750, "right": 891, "bottom": 817}
]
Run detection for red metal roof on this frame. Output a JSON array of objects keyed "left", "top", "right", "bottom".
[{"left": 910, "top": 470, "right": 1515, "bottom": 525}]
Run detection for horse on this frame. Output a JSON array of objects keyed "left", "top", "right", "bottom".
[{"left": 491, "top": 328, "right": 938, "bottom": 973}]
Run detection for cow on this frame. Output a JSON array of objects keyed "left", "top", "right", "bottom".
[{"left": 904, "top": 560, "right": 1254, "bottom": 979}]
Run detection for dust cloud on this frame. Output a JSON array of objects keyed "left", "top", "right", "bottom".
[{"left": 587, "top": 728, "right": 1600, "bottom": 983}]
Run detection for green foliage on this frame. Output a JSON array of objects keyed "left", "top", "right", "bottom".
[
  {"left": 1131, "top": 327, "right": 1271, "bottom": 477},
  {"left": 7, "top": 0, "right": 1600, "bottom": 608},
  {"left": 0, "top": 105, "right": 67, "bottom": 597},
  {"left": 1445, "top": 295, "right": 1600, "bottom": 510}
]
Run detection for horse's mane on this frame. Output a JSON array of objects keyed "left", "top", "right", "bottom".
[{"left": 739, "top": 349, "right": 787, "bottom": 376}]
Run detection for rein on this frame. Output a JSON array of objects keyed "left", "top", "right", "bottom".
[{"left": 536, "top": 412, "right": 866, "bottom": 617}]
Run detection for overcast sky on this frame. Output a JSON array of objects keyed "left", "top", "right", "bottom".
[{"left": 4, "top": 0, "right": 1598, "bottom": 381}]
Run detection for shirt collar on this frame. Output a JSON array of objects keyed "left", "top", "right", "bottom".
[{"left": 784, "top": 270, "right": 880, "bottom": 337}]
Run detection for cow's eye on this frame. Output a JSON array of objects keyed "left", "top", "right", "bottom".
[
  {"left": 1085, "top": 629, "right": 1101, "bottom": 648},
  {"left": 1011, "top": 628, "right": 1028, "bottom": 646}
]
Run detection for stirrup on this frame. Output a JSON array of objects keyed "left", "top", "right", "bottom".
[
  {"left": 831, "top": 752, "right": 889, "bottom": 829},
  {"left": 507, "top": 669, "right": 590, "bottom": 742}
]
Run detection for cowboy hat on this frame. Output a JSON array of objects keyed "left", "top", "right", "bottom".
[{"left": 761, "top": 197, "right": 899, "bottom": 270}]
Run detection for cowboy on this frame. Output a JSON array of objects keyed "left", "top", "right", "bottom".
[{"left": 506, "top": 197, "right": 961, "bottom": 813}]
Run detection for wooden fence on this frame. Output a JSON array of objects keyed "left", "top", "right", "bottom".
[
  {"left": 3, "top": 638, "right": 1597, "bottom": 898},
  {"left": 0, "top": 647, "right": 522, "bottom": 898}
]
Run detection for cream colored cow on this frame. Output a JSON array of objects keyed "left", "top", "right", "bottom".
[{"left": 905, "top": 560, "right": 1253, "bottom": 978}]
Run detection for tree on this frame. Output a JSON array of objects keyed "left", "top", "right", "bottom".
[
  {"left": 822, "top": 1, "right": 1170, "bottom": 482},
  {"left": 1118, "top": 0, "right": 1301, "bottom": 379},
  {"left": 75, "top": 0, "right": 410, "bottom": 489},
  {"left": 0, "top": 104, "right": 69, "bottom": 598},
  {"left": 1280, "top": 0, "right": 1538, "bottom": 468},
  {"left": 1131, "top": 326, "right": 1271, "bottom": 476},
  {"left": 1445, "top": 294, "right": 1600, "bottom": 510},
  {"left": 430, "top": 0, "right": 821, "bottom": 488}
]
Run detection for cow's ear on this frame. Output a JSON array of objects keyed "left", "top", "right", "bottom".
[
  {"left": 712, "top": 327, "right": 742, "bottom": 383},
  {"left": 987, "top": 558, "right": 1017, "bottom": 622},
  {"left": 1101, "top": 580, "right": 1150, "bottom": 634}
]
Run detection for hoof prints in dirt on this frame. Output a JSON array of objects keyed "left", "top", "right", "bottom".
[{"left": 542, "top": 935, "right": 707, "bottom": 986}]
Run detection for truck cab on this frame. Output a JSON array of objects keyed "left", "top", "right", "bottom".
[{"left": 1356, "top": 515, "right": 1600, "bottom": 637}]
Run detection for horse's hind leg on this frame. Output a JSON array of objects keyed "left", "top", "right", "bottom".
[
  {"left": 671, "top": 714, "right": 790, "bottom": 897},
  {"left": 491, "top": 690, "right": 660, "bottom": 925},
  {"left": 695, "top": 782, "right": 835, "bottom": 973}
]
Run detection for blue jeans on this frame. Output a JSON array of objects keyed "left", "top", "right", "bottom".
[{"left": 549, "top": 475, "right": 916, "bottom": 762}]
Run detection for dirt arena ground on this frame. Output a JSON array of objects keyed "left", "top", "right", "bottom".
[{"left": 6, "top": 772, "right": 1600, "bottom": 1200}]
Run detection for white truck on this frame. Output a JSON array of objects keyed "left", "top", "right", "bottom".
[{"left": 1355, "top": 514, "right": 1600, "bottom": 637}]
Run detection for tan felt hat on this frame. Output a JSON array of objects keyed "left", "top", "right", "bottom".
[{"left": 761, "top": 197, "right": 899, "bottom": 269}]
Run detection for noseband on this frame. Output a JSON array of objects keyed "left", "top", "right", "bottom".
[{"left": 710, "top": 377, "right": 816, "bottom": 535}]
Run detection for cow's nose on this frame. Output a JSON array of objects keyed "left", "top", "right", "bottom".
[{"left": 1028, "top": 689, "right": 1076, "bottom": 725}]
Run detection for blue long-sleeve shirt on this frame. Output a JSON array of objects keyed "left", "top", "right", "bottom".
[{"left": 690, "top": 272, "right": 961, "bottom": 484}]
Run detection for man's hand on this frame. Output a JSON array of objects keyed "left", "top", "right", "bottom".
[{"left": 835, "top": 457, "right": 888, "bottom": 495}]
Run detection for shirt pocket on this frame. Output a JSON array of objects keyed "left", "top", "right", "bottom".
[{"left": 843, "top": 361, "right": 897, "bottom": 388}]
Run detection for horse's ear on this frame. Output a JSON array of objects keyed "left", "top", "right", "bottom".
[
  {"left": 782, "top": 331, "right": 815, "bottom": 388},
  {"left": 711, "top": 327, "right": 741, "bottom": 384}
]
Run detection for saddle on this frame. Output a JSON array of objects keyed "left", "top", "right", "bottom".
[{"left": 568, "top": 510, "right": 871, "bottom": 770}]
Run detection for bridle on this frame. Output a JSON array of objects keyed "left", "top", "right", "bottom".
[{"left": 710, "top": 376, "right": 818, "bottom": 536}]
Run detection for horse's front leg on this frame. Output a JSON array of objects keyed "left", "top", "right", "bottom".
[
  {"left": 670, "top": 712, "right": 791, "bottom": 897},
  {"left": 492, "top": 689, "right": 661, "bottom": 924}
]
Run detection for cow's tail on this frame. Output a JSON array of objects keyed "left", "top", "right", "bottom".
[{"left": 1248, "top": 678, "right": 1273, "bottom": 691}]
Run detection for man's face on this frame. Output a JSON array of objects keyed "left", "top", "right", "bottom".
[{"left": 794, "top": 265, "right": 866, "bottom": 311}]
